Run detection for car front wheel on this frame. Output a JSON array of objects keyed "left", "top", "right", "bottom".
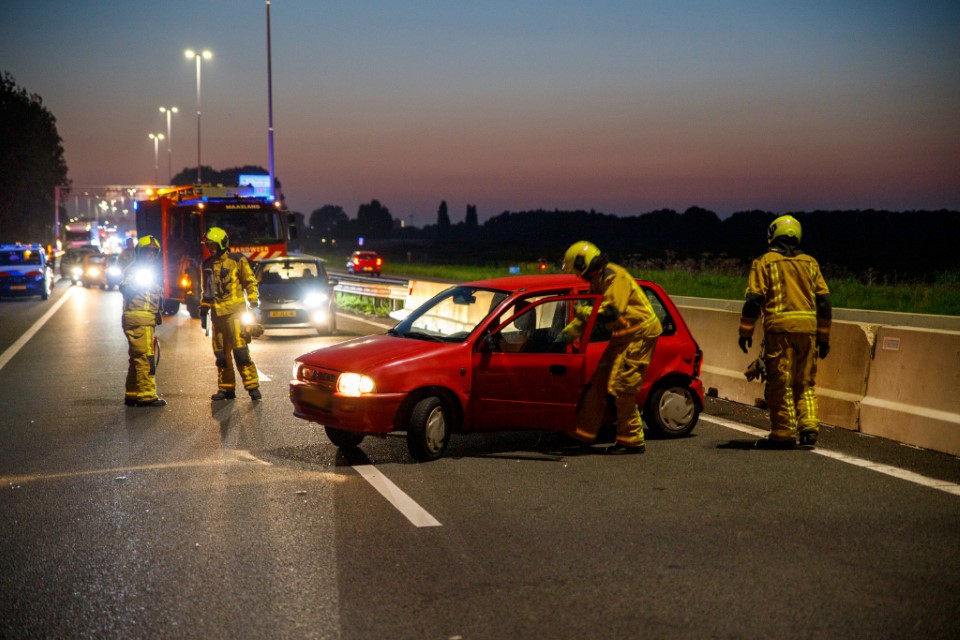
[
  {"left": 643, "top": 385, "right": 700, "bottom": 438},
  {"left": 407, "top": 396, "right": 451, "bottom": 462},
  {"left": 324, "top": 426, "right": 364, "bottom": 449}
]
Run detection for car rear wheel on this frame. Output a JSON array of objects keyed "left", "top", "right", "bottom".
[
  {"left": 643, "top": 385, "right": 700, "bottom": 438},
  {"left": 407, "top": 396, "right": 451, "bottom": 462},
  {"left": 162, "top": 299, "right": 180, "bottom": 315},
  {"left": 324, "top": 426, "right": 364, "bottom": 449}
]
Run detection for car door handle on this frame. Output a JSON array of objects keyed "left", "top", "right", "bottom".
[{"left": 549, "top": 364, "right": 567, "bottom": 376}]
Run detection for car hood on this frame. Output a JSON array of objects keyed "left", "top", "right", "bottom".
[{"left": 297, "top": 334, "right": 454, "bottom": 373}]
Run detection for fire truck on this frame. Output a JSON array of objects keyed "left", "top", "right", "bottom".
[{"left": 135, "top": 185, "right": 295, "bottom": 317}]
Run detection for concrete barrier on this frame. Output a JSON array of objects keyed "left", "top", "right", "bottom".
[{"left": 859, "top": 326, "right": 960, "bottom": 456}]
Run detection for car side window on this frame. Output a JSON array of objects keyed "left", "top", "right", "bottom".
[
  {"left": 488, "top": 295, "right": 599, "bottom": 354},
  {"left": 643, "top": 287, "right": 676, "bottom": 336}
]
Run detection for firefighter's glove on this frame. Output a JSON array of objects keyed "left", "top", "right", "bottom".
[
  {"left": 744, "top": 357, "right": 766, "bottom": 382},
  {"left": 817, "top": 341, "right": 830, "bottom": 359},
  {"left": 738, "top": 336, "right": 752, "bottom": 354}
]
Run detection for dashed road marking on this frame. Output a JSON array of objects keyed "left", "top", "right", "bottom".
[
  {"left": 701, "top": 414, "right": 960, "bottom": 497},
  {"left": 353, "top": 464, "right": 442, "bottom": 527}
]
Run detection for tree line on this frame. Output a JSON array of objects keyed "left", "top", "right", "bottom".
[{"left": 305, "top": 201, "right": 959, "bottom": 281}]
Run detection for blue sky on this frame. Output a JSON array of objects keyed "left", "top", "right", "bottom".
[{"left": 3, "top": 1, "right": 958, "bottom": 224}]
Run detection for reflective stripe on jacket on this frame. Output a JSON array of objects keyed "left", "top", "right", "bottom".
[
  {"left": 200, "top": 252, "right": 259, "bottom": 316},
  {"left": 740, "top": 250, "right": 830, "bottom": 336}
]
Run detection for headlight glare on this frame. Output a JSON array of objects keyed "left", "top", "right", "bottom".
[
  {"left": 337, "top": 372, "right": 376, "bottom": 396},
  {"left": 303, "top": 291, "right": 328, "bottom": 308}
]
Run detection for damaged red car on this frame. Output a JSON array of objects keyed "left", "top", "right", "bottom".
[{"left": 290, "top": 274, "right": 704, "bottom": 461}]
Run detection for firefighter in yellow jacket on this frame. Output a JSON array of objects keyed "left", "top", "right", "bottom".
[
  {"left": 739, "top": 215, "right": 831, "bottom": 448},
  {"left": 200, "top": 227, "right": 262, "bottom": 401},
  {"left": 561, "top": 241, "right": 662, "bottom": 454},
  {"left": 120, "top": 235, "right": 166, "bottom": 407}
]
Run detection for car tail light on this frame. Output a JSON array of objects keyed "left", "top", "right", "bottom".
[
  {"left": 376, "top": 258, "right": 382, "bottom": 266},
  {"left": 693, "top": 348, "right": 703, "bottom": 378}
]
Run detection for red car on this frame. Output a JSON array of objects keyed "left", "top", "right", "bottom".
[
  {"left": 346, "top": 250, "right": 382, "bottom": 276},
  {"left": 290, "top": 274, "right": 704, "bottom": 461}
]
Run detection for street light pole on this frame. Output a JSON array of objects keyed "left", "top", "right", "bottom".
[
  {"left": 159, "top": 106, "right": 178, "bottom": 184},
  {"left": 266, "top": 0, "right": 276, "bottom": 201},
  {"left": 185, "top": 49, "right": 212, "bottom": 183},
  {"left": 149, "top": 133, "right": 165, "bottom": 184}
]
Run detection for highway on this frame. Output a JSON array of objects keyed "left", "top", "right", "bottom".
[{"left": 1, "top": 279, "right": 959, "bottom": 640}]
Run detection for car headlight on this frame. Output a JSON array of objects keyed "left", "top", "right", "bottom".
[
  {"left": 108, "top": 266, "right": 122, "bottom": 277},
  {"left": 336, "top": 372, "right": 376, "bottom": 396},
  {"left": 71, "top": 266, "right": 82, "bottom": 277},
  {"left": 303, "top": 291, "right": 328, "bottom": 308},
  {"left": 86, "top": 267, "right": 101, "bottom": 277}
]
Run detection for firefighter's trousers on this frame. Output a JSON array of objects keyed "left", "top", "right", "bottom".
[
  {"left": 763, "top": 332, "right": 820, "bottom": 441},
  {"left": 211, "top": 311, "right": 259, "bottom": 393},
  {"left": 573, "top": 336, "right": 658, "bottom": 446},
  {"left": 124, "top": 324, "right": 158, "bottom": 403}
]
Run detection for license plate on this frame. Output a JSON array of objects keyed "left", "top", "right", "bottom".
[
  {"left": 299, "top": 385, "right": 332, "bottom": 411},
  {"left": 11, "top": 285, "right": 26, "bottom": 290},
  {"left": 269, "top": 310, "right": 297, "bottom": 318}
]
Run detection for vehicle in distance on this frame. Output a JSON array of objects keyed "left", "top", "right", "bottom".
[
  {"left": 346, "top": 250, "right": 382, "bottom": 276},
  {"left": 61, "top": 246, "right": 100, "bottom": 285},
  {"left": 254, "top": 255, "right": 338, "bottom": 336},
  {"left": 80, "top": 253, "right": 111, "bottom": 289},
  {"left": 0, "top": 243, "right": 53, "bottom": 300},
  {"left": 290, "top": 274, "right": 704, "bottom": 461}
]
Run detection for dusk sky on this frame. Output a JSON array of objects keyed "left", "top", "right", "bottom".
[{"left": 3, "top": 1, "right": 959, "bottom": 225}]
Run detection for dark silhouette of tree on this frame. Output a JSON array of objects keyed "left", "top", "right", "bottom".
[
  {"left": 0, "top": 72, "right": 69, "bottom": 242},
  {"left": 437, "top": 200, "right": 451, "bottom": 228},
  {"left": 309, "top": 205, "right": 347, "bottom": 238},
  {"left": 356, "top": 199, "right": 393, "bottom": 238},
  {"left": 465, "top": 204, "right": 478, "bottom": 230}
]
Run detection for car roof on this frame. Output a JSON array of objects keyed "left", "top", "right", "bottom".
[
  {"left": 461, "top": 273, "right": 663, "bottom": 295},
  {"left": 257, "top": 254, "right": 323, "bottom": 264}
]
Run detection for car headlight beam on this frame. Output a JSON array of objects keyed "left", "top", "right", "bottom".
[{"left": 337, "top": 372, "right": 376, "bottom": 396}]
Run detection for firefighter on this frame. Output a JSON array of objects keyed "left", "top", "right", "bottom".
[
  {"left": 560, "top": 241, "right": 662, "bottom": 454},
  {"left": 200, "top": 227, "right": 262, "bottom": 401},
  {"left": 120, "top": 235, "right": 166, "bottom": 407},
  {"left": 738, "top": 214, "right": 831, "bottom": 448}
]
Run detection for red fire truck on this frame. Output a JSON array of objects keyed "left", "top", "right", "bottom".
[{"left": 135, "top": 185, "right": 296, "bottom": 317}]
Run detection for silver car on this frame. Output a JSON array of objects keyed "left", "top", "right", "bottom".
[{"left": 254, "top": 256, "right": 338, "bottom": 336}]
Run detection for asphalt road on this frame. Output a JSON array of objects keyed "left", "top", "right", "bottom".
[{"left": 1, "top": 280, "right": 958, "bottom": 640}]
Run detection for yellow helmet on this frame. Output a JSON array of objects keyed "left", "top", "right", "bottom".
[
  {"left": 204, "top": 227, "right": 229, "bottom": 251},
  {"left": 563, "top": 241, "right": 603, "bottom": 276},
  {"left": 136, "top": 235, "right": 161, "bottom": 254},
  {"left": 767, "top": 215, "right": 802, "bottom": 244}
]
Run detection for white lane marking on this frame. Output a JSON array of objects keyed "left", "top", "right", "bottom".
[
  {"left": 257, "top": 368, "right": 271, "bottom": 382},
  {"left": 700, "top": 415, "right": 960, "bottom": 497},
  {"left": 353, "top": 464, "right": 441, "bottom": 527},
  {"left": 0, "top": 286, "right": 76, "bottom": 373}
]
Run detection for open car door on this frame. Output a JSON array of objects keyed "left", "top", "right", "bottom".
[{"left": 471, "top": 294, "right": 602, "bottom": 432}]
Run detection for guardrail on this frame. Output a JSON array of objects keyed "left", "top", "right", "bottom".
[{"left": 342, "top": 277, "right": 960, "bottom": 457}]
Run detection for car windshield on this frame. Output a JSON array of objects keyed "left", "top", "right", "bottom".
[
  {"left": 0, "top": 250, "right": 42, "bottom": 266},
  {"left": 258, "top": 261, "right": 325, "bottom": 284},
  {"left": 391, "top": 286, "right": 509, "bottom": 343}
]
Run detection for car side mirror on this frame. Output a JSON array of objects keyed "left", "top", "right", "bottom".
[{"left": 480, "top": 332, "right": 500, "bottom": 354}]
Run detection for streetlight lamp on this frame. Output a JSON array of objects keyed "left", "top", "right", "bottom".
[
  {"left": 149, "top": 133, "right": 165, "bottom": 184},
  {"left": 184, "top": 48, "right": 212, "bottom": 183},
  {"left": 159, "top": 106, "right": 178, "bottom": 184}
]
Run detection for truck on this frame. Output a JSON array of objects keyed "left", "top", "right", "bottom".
[
  {"left": 134, "top": 184, "right": 296, "bottom": 317},
  {"left": 62, "top": 220, "right": 101, "bottom": 250}
]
